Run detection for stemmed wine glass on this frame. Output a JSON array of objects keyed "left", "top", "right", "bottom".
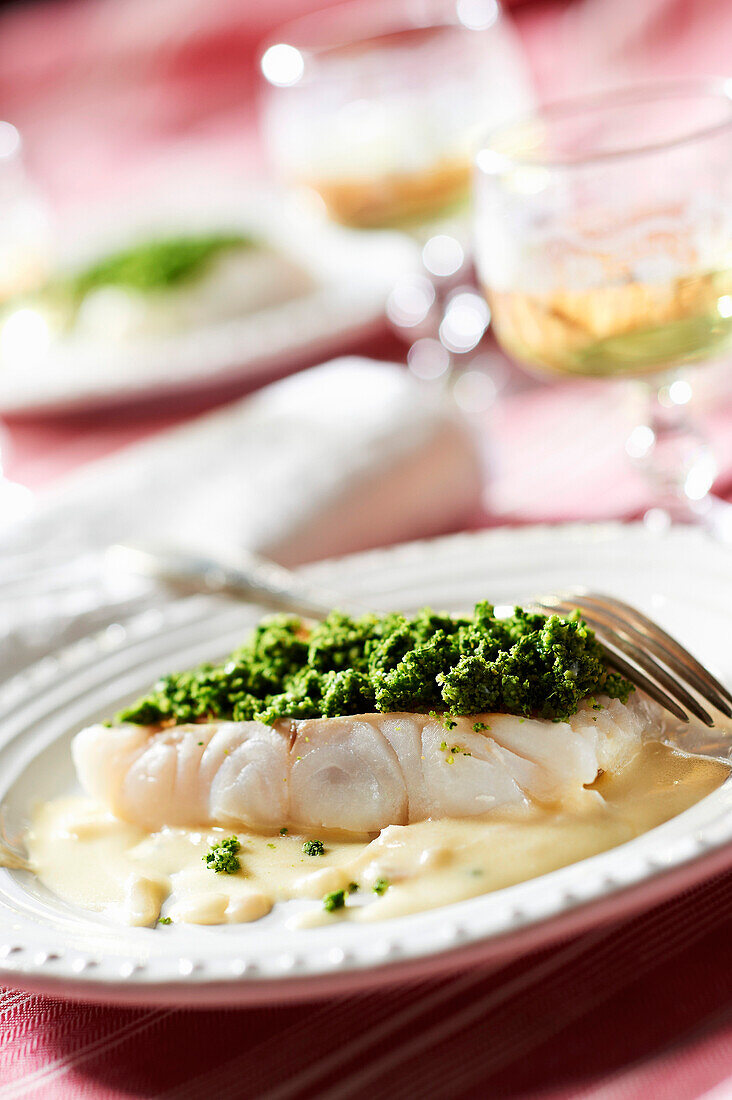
[
  {"left": 473, "top": 80, "right": 732, "bottom": 525},
  {"left": 0, "top": 120, "right": 50, "bottom": 523},
  {"left": 260, "top": 0, "right": 533, "bottom": 383}
]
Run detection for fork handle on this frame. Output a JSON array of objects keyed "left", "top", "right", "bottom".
[{"left": 106, "top": 543, "right": 364, "bottom": 621}]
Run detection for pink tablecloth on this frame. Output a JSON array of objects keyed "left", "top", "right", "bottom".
[
  {"left": 2, "top": 1, "right": 732, "bottom": 1098},
  {"left": 2, "top": 869, "right": 732, "bottom": 1100}
]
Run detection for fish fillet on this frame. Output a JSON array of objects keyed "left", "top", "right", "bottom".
[{"left": 72, "top": 693, "right": 658, "bottom": 834}]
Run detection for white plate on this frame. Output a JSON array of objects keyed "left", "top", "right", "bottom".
[
  {"left": 0, "top": 522, "right": 731, "bottom": 1006},
  {"left": 0, "top": 189, "right": 417, "bottom": 415}
]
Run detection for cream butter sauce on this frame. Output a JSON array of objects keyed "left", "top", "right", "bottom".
[{"left": 22, "top": 743, "right": 728, "bottom": 928}]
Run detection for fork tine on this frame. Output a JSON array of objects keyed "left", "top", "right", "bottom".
[
  {"left": 538, "top": 598, "right": 715, "bottom": 727},
  {"left": 601, "top": 649, "right": 690, "bottom": 725},
  {"left": 567, "top": 590, "right": 732, "bottom": 717},
  {"left": 536, "top": 599, "right": 690, "bottom": 724}
]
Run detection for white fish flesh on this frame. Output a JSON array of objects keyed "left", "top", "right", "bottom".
[{"left": 72, "top": 694, "right": 659, "bottom": 835}]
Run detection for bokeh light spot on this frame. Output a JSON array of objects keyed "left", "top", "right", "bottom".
[{"left": 261, "top": 44, "right": 305, "bottom": 87}]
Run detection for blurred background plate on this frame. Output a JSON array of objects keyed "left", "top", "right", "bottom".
[{"left": 0, "top": 185, "right": 419, "bottom": 415}]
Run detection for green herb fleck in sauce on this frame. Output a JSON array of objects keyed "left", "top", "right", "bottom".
[
  {"left": 116, "top": 603, "right": 633, "bottom": 729},
  {"left": 203, "top": 836, "right": 241, "bottom": 875},
  {"left": 302, "top": 839, "right": 325, "bottom": 857},
  {"left": 323, "top": 890, "right": 345, "bottom": 912}
]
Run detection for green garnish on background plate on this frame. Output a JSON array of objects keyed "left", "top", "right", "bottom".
[
  {"left": 12, "top": 233, "right": 257, "bottom": 320},
  {"left": 66, "top": 233, "right": 255, "bottom": 298}
]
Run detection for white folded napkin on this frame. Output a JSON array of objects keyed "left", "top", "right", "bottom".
[
  {"left": 0, "top": 357, "right": 483, "bottom": 676},
  {"left": 172, "top": 356, "right": 483, "bottom": 564}
]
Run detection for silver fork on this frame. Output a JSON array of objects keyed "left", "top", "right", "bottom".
[
  {"left": 534, "top": 590, "right": 732, "bottom": 734},
  {"left": 108, "top": 544, "right": 732, "bottom": 737}
]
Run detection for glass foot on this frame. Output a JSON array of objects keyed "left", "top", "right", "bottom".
[{"left": 629, "top": 375, "right": 717, "bottom": 525}]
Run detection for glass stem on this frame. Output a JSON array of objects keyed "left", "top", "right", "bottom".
[{"left": 627, "top": 375, "right": 717, "bottom": 524}]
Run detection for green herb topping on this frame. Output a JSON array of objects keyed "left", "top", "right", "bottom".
[
  {"left": 347, "top": 882, "right": 359, "bottom": 894},
  {"left": 116, "top": 603, "right": 633, "bottom": 728},
  {"left": 323, "top": 890, "right": 346, "bottom": 912},
  {"left": 372, "top": 878, "right": 390, "bottom": 896},
  {"left": 203, "top": 836, "right": 241, "bottom": 875},
  {"left": 302, "top": 839, "right": 325, "bottom": 857},
  {"left": 157, "top": 916, "right": 172, "bottom": 925},
  {"left": 64, "top": 233, "right": 254, "bottom": 300}
]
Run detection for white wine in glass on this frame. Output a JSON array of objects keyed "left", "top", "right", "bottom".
[
  {"left": 474, "top": 81, "right": 732, "bottom": 518},
  {"left": 261, "top": 0, "right": 533, "bottom": 385},
  {"left": 261, "top": 0, "right": 532, "bottom": 235}
]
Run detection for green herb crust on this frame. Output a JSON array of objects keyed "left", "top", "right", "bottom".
[{"left": 116, "top": 603, "right": 633, "bottom": 728}]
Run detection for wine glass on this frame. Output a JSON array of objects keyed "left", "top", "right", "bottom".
[
  {"left": 0, "top": 121, "right": 49, "bottom": 523},
  {"left": 473, "top": 80, "right": 732, "bottom": 525},
  {"left": 260, "top": 0, "right": 532, "bottom": 382}
]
